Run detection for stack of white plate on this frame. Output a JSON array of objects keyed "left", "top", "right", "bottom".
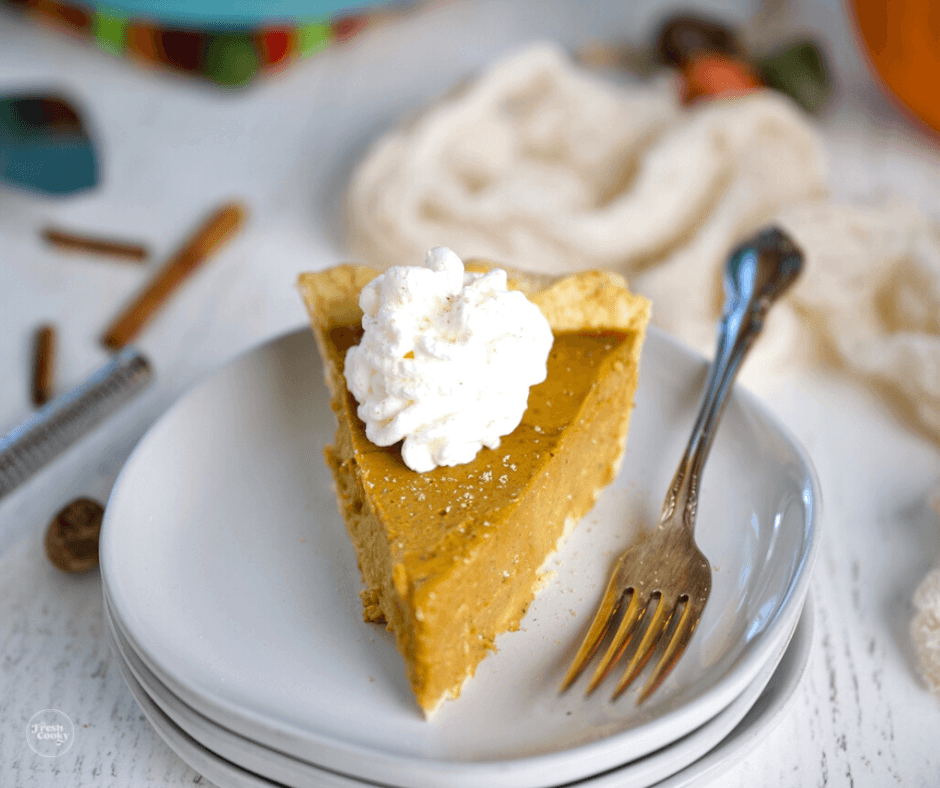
[{"left": 100, "top": 327, "right": 821, "bottom": 788}]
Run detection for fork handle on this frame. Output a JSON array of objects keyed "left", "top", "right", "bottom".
[{"left": 662, "top": 228, "right": 803, "bottom": 530}]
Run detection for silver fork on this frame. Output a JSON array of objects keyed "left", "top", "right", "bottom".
[{"left": 561, "top": 227, "right": 804, "bottom": 704}]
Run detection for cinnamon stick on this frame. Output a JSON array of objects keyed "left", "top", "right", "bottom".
[
  {"left": 31, "top": 324, "right": 56, "bottom": 407},
  {"left": 101, "top": 202, "right": 246, "bottom": 350},
  {"left": 43, "top": 228, "right": 148, "bottom": 262}
]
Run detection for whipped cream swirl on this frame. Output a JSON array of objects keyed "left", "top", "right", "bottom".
[{"left": 344, "top": 247, "right": 553, "bottom": 473}]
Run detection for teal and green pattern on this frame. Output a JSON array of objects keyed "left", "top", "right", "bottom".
[{"left": 2, "top": 0, "right": 404, "bottom": 86}]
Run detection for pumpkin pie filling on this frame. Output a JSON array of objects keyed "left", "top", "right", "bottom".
[{"left": 299, "top": 264, "right": 649, "bottom": 715}]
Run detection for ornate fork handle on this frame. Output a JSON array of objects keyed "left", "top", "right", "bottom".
[{"left": 662, "top": 227, "right": 804, "bottom": 534}]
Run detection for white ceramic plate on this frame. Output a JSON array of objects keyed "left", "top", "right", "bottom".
[
  {"left": 106, "top": 587, "right": 814, "bottom": 788},
  {"left": 100, "top": 326, "right": 821, "bottom": 788},
  {"left": 105, "top": 584, "right": 813, "bottom": 788},
  {"left": 647, "top": 602, "right": 814, "bottom": 788}
]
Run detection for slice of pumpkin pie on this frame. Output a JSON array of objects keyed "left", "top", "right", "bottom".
[{"left": 298, "top": 250, "right": 650, "bottom": 716}]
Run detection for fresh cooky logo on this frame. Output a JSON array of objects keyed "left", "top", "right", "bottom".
[{"left": 26, "top": 709, "right": 74, "bottom": 757}]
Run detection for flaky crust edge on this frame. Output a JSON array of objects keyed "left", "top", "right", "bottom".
[{"left": 297, "top": 260, "right": 651, "bottom": 338}]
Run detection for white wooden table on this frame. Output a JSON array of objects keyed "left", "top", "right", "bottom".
[{"left": 2, "top": 1, "right": 939, "bottom": 785}]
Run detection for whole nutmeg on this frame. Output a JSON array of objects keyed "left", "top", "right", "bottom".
[{"left": 45, "top": 498, "right": 104, "bottom": 573}]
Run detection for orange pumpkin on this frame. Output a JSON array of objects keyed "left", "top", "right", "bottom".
[{"left": 851, "top": 0, "right": 940, "bottom": 133}]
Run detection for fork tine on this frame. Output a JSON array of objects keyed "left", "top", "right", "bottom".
[
  {"left": 611, "top": 593, "right": 674, "bottom": 700},
  {"left": 560, "top": 571, "right": 626, "bottom": 692},
  {"left": 585, "top": 590, "right": 643, "bottom": 694},
  {"left": 636, "top": 594, "right": 705, "bottom": 704}
]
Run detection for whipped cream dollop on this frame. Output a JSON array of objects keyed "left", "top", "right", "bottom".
[{"left": 344, "top": 247, "right": 553, "bottom": 473}]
